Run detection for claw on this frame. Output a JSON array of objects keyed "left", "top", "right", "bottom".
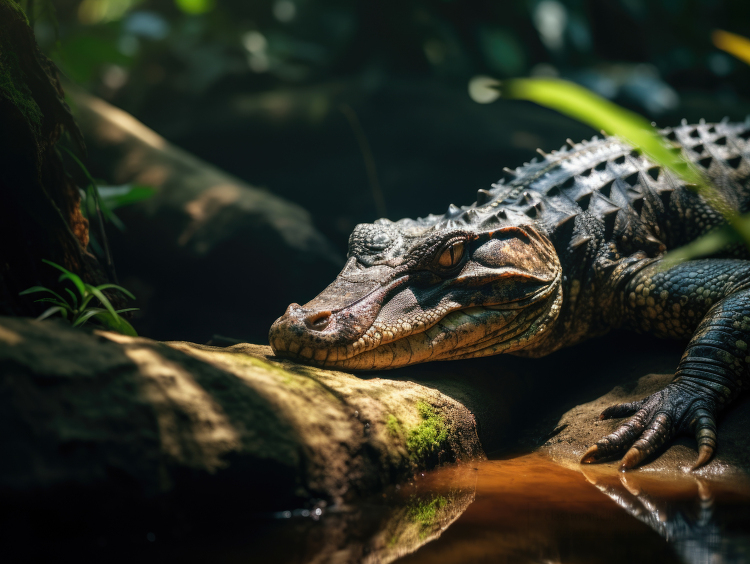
[
  {"left": 620, "top": 413, "right": 672, "bottom": 470},
  {"left": 581, "top": 444, "right": 600, "bottom": 464},
  {"left": 690, "top": 408, "right": 717, "bottom": 470},
  {"left": 690, "top": 444, "right": 714, "bottom": 471},
  {"left": 619, "top": 446, "right": 646, "bottom": 471}
]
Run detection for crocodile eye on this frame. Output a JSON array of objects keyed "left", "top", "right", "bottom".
[{"left": 437, "top": 240, "right": 465, "bottom": 269}]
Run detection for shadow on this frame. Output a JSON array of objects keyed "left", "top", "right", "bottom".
[{"left": 375, "top": 329, "right": 686, "bottom": 455}]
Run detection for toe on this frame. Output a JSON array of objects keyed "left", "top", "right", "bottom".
[
  {"left": 619, "top": 413, "right": 673, "bottom": 470},
  {"left": 689, "top": 408, "right": 717, "bottom": 470},
  {"left": 600, "top": 399, "right": 646, "bottom": 420}
]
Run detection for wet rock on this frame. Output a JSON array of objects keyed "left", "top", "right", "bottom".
[
  {"left": 69, "top": 88, "right": 343, "bottom": 344},
  {"left": 542, "top": 371, "right": 750, "bottom": 480},
  {"left": 0, "top": 316, "right": 483, "bottom": 511}
]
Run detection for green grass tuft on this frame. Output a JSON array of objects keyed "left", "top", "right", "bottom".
[{"left": 20, "top": 259, "right": 138, "bottom": 336}]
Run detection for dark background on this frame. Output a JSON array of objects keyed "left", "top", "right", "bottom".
[{"left": 36, "top": 0, "right": 750, "bottom": 341}]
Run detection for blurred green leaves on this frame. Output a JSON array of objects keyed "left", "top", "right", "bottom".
[
  {"left": 174, "top": 0, "right": 215, "bottom": 16},
  {"left": 499, "top": 78, "right": 706, "bottom": 184},
  {"left": 55, "top": 29, "right": 132, "bottom": 83}
]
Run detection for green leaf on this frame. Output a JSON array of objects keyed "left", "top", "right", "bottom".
[
  {"left": 34, "top": 297, "right": 71, "bottom": 310},
  {"left": 175, "top": 0, "right": 215, "bottom": 15},
  {"left": 64, "top": 287, "right": 79, "bottom": 309},
  {"left": 19, "top": 285, "right": 65, "bottom": 302},
  {"left": 42, "top": 259, "right": 86, "bottom": 297},
  {"left": 114, "top": 308, "right": 139, "bottom": 314},
  {"left": 94, "top": 283, "right": 136, "bottom": 300},
  {"left": 97, "top": 185, "right": 156, "bottom": 210},
  {"left": 86, "top": 285, "right": 118, "bottom": 318},
  {"left": 71, "top": 307, "right": 107, "bottom": 327},
  {"left": 93, "top": 311, "right": 138, "bottom": 336},
  {"left": 37, "top": 306, "right": 65, "bottom": 321}
]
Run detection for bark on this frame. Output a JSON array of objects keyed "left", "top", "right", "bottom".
[{"left": 0, "top": 0, "right": 112, "bottom": 316}]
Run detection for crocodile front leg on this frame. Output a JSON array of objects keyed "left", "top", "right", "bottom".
[{"left": 582, "top": 259, "right": 750, "bottom": 470}]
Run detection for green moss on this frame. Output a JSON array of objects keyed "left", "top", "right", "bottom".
[
  {"left": 406, "top": 401, "right": 449, "bottom": 462},
  {"left": 386, "top": 414, "right": 402, "bottom": 438},
  {"left": 0, "top": 1, "right": 44, "bottom": 136},
  {"left": 408, "top": 495, "right": 447, "bottom": 528}
]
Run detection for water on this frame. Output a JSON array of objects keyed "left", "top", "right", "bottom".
[
  {"left": 226, "top": 452, "right": 750, "bottom": 564},
  {"left": 32, "top": 451, "right": 747, "bottom": 562}
]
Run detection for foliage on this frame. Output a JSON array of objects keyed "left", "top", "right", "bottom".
[
  {"left": 406, "top": 401, "right": 448, "bottom": 461},
  {"left": 20, "top": 260, "right": 138, "bottom": 335}
]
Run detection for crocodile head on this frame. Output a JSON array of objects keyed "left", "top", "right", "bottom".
[{"left": 269, "top": 210, "right": 563, "bottom": 370}]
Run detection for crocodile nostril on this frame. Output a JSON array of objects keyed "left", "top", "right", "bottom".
[{"left": 304, "top": 310, "right": 332, "bottom": 331}]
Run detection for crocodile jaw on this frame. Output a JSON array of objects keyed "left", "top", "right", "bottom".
[{"left": 269, "top": 276, "right": 563, "bottom": 370}]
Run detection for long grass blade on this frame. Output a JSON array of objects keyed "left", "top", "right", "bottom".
[
  {"left": 37, "top": 306, "right": 64, "bottom": 321},
  {"left": 94, "top": 284, "right": 136, "bottom": 300},
  {"left": 19, "top": 286, "right": 65, "bottom": 302}
]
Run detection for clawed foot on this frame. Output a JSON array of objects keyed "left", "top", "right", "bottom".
[{"left": 580, "top": 384, "right": 718, "bottom": 471}]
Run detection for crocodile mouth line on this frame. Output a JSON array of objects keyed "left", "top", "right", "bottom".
[{"left": 271, "top": 270, "right": 562, "bottom": 369}]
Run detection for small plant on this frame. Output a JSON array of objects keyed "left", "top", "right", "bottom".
[{"left": 20, "top": 259, "right": 138, "bottom": 336}]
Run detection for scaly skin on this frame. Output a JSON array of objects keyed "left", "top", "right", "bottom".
[{"left": 270, "top": 119, "right": 750, "bottom": 470}]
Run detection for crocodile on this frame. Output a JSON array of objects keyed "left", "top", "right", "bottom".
[{"left": 270, "top": 119, "right": 750, "bottom": 470}]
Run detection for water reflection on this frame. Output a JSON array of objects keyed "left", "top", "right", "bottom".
[
  {"left": 397, "top": 454, "right": 750, "bottom": 564},
  {"left": 156, "top": 454, "right": 750, "bottom": 563},
  {"left": 581, "top": 468, "right": 750, "bottom": 564}
]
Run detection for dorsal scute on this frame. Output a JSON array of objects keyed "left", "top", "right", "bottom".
[{"left": 384, "top": 121, "right": 750, "bottom": 251}]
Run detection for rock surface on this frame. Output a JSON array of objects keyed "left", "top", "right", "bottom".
[
  {"left": 0, "top": 316, "right": 483, "bottom": 510},
  {"left": 543, "top": 371, "right": 750, "bottom": 481},
  {"left": 69, "top": 88, "right": 343, "bottom": 344}
]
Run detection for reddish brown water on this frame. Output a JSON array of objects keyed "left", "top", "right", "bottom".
[
  {"left": 396, "top": 453, "right": 750, "bottom": 564},
  {"left": 146, "top": 452, "right": 750, "bottom": 563}
]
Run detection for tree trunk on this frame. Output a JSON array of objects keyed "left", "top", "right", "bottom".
[{"left": 0, "top": 0, "right": 112, "bottom": 316}]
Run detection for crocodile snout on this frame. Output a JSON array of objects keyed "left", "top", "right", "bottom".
[{"left": 269, "top": 299, "right": 373, "bottom": 364}]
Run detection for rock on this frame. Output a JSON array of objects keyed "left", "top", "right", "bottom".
[
  {"left": 68, "top": 88, "right": 343, "bottom": 344},
  {"left": 0, "top": 316, "right": 483, "bottom": 511},
  {"left": 542, "top": 371, "right": 750, "bottom": 481}
]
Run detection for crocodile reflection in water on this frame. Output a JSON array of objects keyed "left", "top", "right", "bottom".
[{"left": 581, "top": 468, "right": 750, "bottom": 564}]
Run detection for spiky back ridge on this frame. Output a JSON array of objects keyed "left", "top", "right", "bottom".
[{"left": 394, "top": 119, "right": 750, "bottom": 258}]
